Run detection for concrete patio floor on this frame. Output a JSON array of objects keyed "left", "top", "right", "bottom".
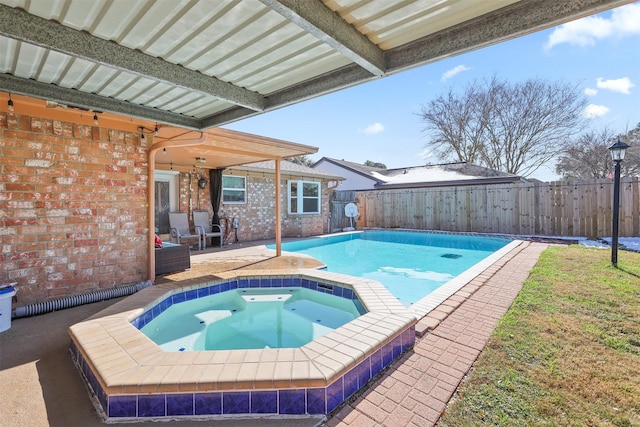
[{"left": 0, "top": 239, "right": 548, "bottom": 426}]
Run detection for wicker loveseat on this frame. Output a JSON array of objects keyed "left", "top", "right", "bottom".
[{"left": 155, "top": 242, "right": 190, "bottom": 275}]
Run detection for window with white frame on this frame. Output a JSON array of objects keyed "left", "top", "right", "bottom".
[
  {"left": 288, "top": 180, "right": 320, "bottom": 214},
  {"left": 222, "top": 175, "right": 246, "bottom": 204}
]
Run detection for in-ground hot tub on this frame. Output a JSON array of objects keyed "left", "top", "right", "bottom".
[
  {"left": 69, "top": 270, "right": 416, "bottom": 422},
  {"left": 141, "top": 287, "right": 366, "bottom": 352}
]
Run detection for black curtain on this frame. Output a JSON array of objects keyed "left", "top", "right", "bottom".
[{"left": 209, "top": 168, "right": 224, "bottom": 225}]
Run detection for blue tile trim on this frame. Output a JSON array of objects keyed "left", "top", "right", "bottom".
[
  {"left": 167, "top": 393, "right": 194, "bottom": 416},
  {"left": 251, "top": 390, "right": 278, "bottom": 414},
  {"left": 326, "top": 377, "right": 344, "bottom": 413},
  {"left": 344, "top": 367, "right": 359, "bottom": 400},
  {"left": 185, "top": 289, "right": 197, "bottom": 301},
  {"left": 306, "top": 388, "right": 326, "bottom": 414},
  {"left": 138, "top": 394, "right": 165, "bottom": 417},
  {"left": 132, "top": 277, "right": 365, "bottom": 331},
  {"left": 71, "top": 324, "right": 414, "bottom": 420},
  {"left": 195, "top": 392, "right": 222, "bottom": 415},
  {"left": 279, "top": 389, "right": 306, "bottom": 415},
  {"left": 109, "top": 395, "right": 137, "bottom": 418},
  {"left": 223, "top": 391, "right": 250, "bottom": 414},
  {"left": 197, "top": 287, "right": 209, "bottom": 298}
]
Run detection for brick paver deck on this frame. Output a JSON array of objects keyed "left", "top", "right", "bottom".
[{"left": 326, "top": 241, "right": 548, "bottom": 426}]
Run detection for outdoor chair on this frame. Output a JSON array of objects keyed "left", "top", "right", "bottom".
[
  {"left": 192, "top": 210, "right": 223, "bottom": 248},
  {"left": 169, "top": 211, "right": 202, "bottom": 250}
]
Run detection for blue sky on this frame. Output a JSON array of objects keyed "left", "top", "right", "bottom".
[{"left": 225, "top": 2, "right": 640, "bottom": 181}]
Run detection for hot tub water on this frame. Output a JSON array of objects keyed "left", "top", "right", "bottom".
[{"left": 140, "top": 288, "right": 364, "bottom": 351}]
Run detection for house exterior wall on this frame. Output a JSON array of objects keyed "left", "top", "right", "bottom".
[
  {"left": 0, "top": 112, "right": 148, "bottom": 306},
  {"left": 0, "top": 111, "right": 328, "bottom": 307},
  {"left": 174, "top": 172, "right": 330, "bottom": 243},
  {"left": 313, "top": 160, "right": 377, "bottom": 190}
]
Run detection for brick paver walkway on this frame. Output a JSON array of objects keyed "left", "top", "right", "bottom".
[{"left": 326, "top": 241, "right": 548, "bottom": 426}]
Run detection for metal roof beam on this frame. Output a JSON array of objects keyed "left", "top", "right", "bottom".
[
  {"left": 0, "top": 4, "right": 265, "bottom": 112},
  {"left": 0, "top": 74, "right": 203, "bottom": 130},
  {"left": 260, "top": 0, "right": 386, "bottom": 76},
  {"left": 201, "top": 63, "right": 375, "bottom": 127}
]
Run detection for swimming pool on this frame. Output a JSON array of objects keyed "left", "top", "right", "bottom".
[{"left": 270, "top": 230, "right": 512, "bottom": 306}]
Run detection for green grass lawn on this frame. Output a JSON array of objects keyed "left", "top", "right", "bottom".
[{"left": 437, "top": 245, "right": 640, "bottom": 427}]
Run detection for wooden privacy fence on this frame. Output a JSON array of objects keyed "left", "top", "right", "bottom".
[
  {"left": 329, "top": 190, "right": 356, "bottom": 233},
  {"left": 347, "top": 177, "right": 640, "bottom": 239}
]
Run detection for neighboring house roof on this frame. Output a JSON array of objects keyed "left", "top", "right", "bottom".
[
  {"left": 313, "top": 157, "right": 387, "bottom": 185},
  {"left": 230, "top": 159, "right": 345, "bottom": 181},
  {"left": 313, "top": 157, "right": 523, "bottom": 189}
]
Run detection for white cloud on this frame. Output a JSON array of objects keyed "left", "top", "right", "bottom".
[
  {"left": 545, "top": 3, "right": 640, "bottom": 50},
  {"left": 596, "top": 77, "right": 635, "bottom": 94},
  {"left": 441, "top": 65, "right": 471, "bottom": 81},
  {"left": 418, "top": 148, "right": 433, "bottom": 160},
  {"left": 584, "top": 87, "right": 598, "bottom": 96},
  {"left": 361, "top": 122, "right": 384, "bottom": 135},
  {"left": 583, "top": 104, "right": 610, "bottom": 119}
]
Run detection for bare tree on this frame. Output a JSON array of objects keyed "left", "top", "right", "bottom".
[
  {"left": 420, "top": 76, "right": 588, "bottom": 176},
  {"left": 620, "top": 122, "right": 640, "bottom": 177},
  {"left": 556, "top": 123, "right": 640, "bottom": 179},
  {"left": 555, "top": 127, "right": 617, "bottom": 179}
]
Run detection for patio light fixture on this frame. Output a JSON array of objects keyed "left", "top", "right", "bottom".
[
  {"left": 138, "top": 125, "right": 159, "bottom": 141},
  {"left": 608, "top": 139, "right": 630, "bottom": 267}
]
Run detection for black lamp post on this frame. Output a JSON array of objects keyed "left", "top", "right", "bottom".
[{"left": 608, "top": 139, "right": 630, "bottom": 267}]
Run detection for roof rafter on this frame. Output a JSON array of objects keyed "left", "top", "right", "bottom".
[
  {"left": 0, "top": 4, "right": 266, "bottom": 112},
  {"left": 0, "top": 74, "right": 202, "bottom": 129},
  {"left": 259, "top": 0, "right": 386, "bottom": 76}
]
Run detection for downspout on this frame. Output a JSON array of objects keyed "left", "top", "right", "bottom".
[
  {"left": 275, "top": 158, "right": 282, "bottom": 256},
  {"left": 147, "top": 133, "right": 207, "bottom": 282}
]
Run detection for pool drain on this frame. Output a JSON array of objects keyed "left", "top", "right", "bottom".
[{"left": 441, "top": 253, "right": 462, "bottom": 259}]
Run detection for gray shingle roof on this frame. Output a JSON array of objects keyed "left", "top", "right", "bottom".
[
  {"left": 314, "top": 157, "right": 523, "bottom": 189},
  {"left": 232, "top": 160, "right": 344, "bottom": 180}
]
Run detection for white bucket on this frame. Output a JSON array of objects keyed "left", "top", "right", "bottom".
[{"left": 0, "top": 284, "right": 17, "bottom": 333}]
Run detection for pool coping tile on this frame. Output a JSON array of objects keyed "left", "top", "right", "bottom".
[{"left": 69, "top": 270, "right": 416, "bottom": 421}]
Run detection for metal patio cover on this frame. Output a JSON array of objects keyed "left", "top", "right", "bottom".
[{"left": 0, "top": 0, "right": 632, "bottom": 131}]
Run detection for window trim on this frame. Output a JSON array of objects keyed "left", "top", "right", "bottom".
[
  {"left": 288, "top": 180, "right": 321, "bottom": 215},
  {"left": 222, "top": 174, "right": 247, "bottom": 204}
]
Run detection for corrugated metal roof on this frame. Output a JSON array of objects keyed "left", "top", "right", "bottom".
[{"left": 0, "top": 0, "right": 632, "bottom": 130}]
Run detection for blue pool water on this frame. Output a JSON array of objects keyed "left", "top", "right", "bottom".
[
  {"left": 270, "top": 231, "right": 511, "bottom": 306},
  {"left": 141, "top": 288, "right": 362, "bottom": 351}
]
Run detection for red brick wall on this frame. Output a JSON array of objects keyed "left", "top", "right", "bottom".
[
  {"left": 0, "top": 112, "right": 148, "bottom": 306},
  {"left": 175, "top": 172, "right": 330, "bottom": 243}
]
